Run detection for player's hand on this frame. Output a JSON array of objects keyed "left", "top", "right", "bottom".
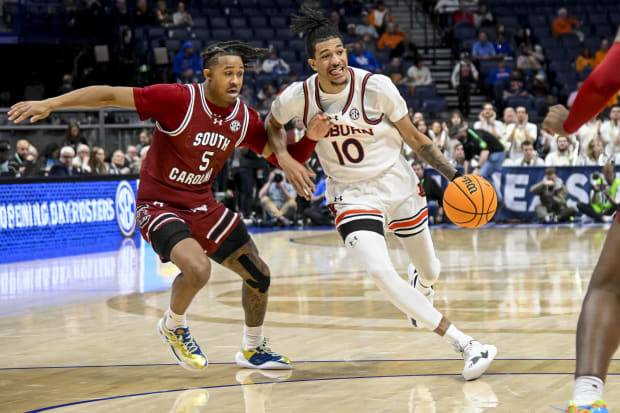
[
  {"left": 305, "top": 113, "right": 332, "bottom": 141},
  {"left": 277, "top": 152, "right": 316, "bottom": 200},
  {"left": 542, "top": 105, "right": 570, "bottom": 137},
  {"left": 8, "top": 100, "right": 53, "bottom": 124}
]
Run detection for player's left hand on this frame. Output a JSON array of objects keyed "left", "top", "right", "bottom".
[
  {"left": 542, "top": 105, "right": 570, "bottom": 136},
  {"left": 8, "top": 100, "right": 53, "bottom": 124},
  {"left": 306, "top": 113, "right": 333, "bottom": 141},
  {"left": 277, "top": 152, "right": 316, "bottom": 200}
]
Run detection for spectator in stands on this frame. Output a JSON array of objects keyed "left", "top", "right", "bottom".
[
  {"left": 412, "top": 161, "right": 445, "bottom": 224},
  {"left": 64, "top": 122, "right": 88, "bottom": 150},
  {"left": 487, "top": 58, "right": 512, "bottom": 105},
  {"left": 355, "top": 12, "right": 379, "bottom": 39},
  {"left": 449, "top": 110, "right": 464, "bottom": 129},
  {"left": 40, "top": 142, "right": 60, "bottom": 174},
  {"left": 383, "top": 57, "right": 406, "bottom": 84},
  {"left": 49, "top": 146, "right": 77, "bottom": 176},
  {"left": 59, "top": 74, "right": 74, "bottom": 95},
  {"left": 0, "top": 140, "right": 14, "bottom": 176},
  {"left": 529, "top": 72, "right": 552, "bottom": 100},
  {"left": 109, "top": 150, "right": 131, "bottom": 174},
  {"left": 551, "top": 8, "right": 579, "bottom": 37},
  {"left": 406, "top": 57, "right": 432, "bottom": 88},
  {"left": 567, "top": 81, "right": 583, "bottom": 108},
  {"left": 576, "top": 46, "right": 596, "bottom": 75},
  {"left": 126, "top": 145, "right": 139, "bottom": 170},
  {"left": 494, "top": 32, "right": 513, "bottom": 58},
  {"left": 377, "top": 22, "right": 404, "bottom": 54},
  {"left": 302, "top": 176, "right": 332, "bottom": 226},
  {"left": 601, "top": 105, "right": 620, "bottom": 154},
  {"left": 74, "top": 143, "right": 91, "bottom": 174},
  {"left": 474, "top": 103, "right": 504, "bottom": 138},
  {"left": 259, "top": 169, "right": 296, "bottom": 226},
  {"left": 359, "top": 33, "right": 378, "bottom": 55},
  {"left": 132, "top": 146, "right": 149, "bottom": 174},
  {"left": 594, "top": 39, "right": 610, "bottom": 68},
  {"left": 451, "top": 141, "right": 469, "bottom": 169},
  {"left": 513, "top": 27, "right": 532, "bottom": 49},
  {"left": 503, "top": 74, "right": 529, "bottom": 103},
  {"left": 504, "top": 106, "right": 537, "bottom": 159},
  {"left": 577, "top": 163, "right": 620, "bottom": 222},
  {"left": 343, "top": 23, "right": 358, "bottom": 45},
  {"left": 453, "top": 1, "right": 473, "bottom": 26},
  {"left": 257, "top": 84, "right": 276, "bottom": 117},
  {"left": 172, "top": 1, "right": 192, "bottom": 27},
  {"left": 349, "top": 42, "right": 380, "bottom": 73},
  {"left": 173, "top": 41, "right": 202, "bottom": 83},
  {"left": 136, "top": 129, "right": 152, "bottom": 153},
  {"left": 368, "top": 1, "right": 393, "bottom": 34},
  {"left": 472, "top": 31, "right": 496, "bottom": 62},
  {"left": 545, "top": 135, "right": 576, "bottom": 166},
  {"left": 330, "top": 10, "right": 347, "bottom": 34},
  {"left": 581, "top": 138, "right": 608, "bottom": 166},
  {"left": 575, "top": 118, "right": 602, "bottom": 154},
  {"left": 155, "top": 0, "right": 171, "bottom": 27},
  {"left": 473, "top": 2, "right": 494, "bottom": 29},
  {"left": 507, "top": 140, "right": 544, "bottom": 166},
  {"left": 412, "top": 111, "right": 424, "bottom": 125},
  {"left": 240, "top": 85, "right": 257, "bottom": 107},
  {"left": 429, "top": 121, "right": 449, "bottom": 154},
  {"left": 261, "top": 50, "right": 290, "bottom": 77},
  {"left": 516, "top": 43, "right": 543, "bottom": 74},
  {"left": 287, "top": 117, "right": 306, "bottom": 144},
  {"left": 133, "top": 0, "right": 157, "bottom": 26},
  {"left": 88, "top": 146, "right": 108, "bottom": 174},
  {"left": 391, "top": 30, "right": 418, "bottom": 60},
  {"left": 451, "top": 51, "right": 478, "bottom": 117},
  {"left": 530, "top": 167, "right": 576, "bottom": 223},
  {"left": 7, "top": 139, "right": 30, "bottom": 177}
]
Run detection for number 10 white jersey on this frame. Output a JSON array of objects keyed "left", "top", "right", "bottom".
[{"left": 270, "top": 67, "right": 409, "bottom": 184}]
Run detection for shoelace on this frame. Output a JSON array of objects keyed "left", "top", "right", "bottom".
[
  {"left": 175, "top": 329, "right": 199, "bottom": 354},
  {"left": 255, "top": 338, "right": 275, "bottom": 355}
]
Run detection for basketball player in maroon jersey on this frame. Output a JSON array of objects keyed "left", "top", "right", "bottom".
[
  {"left": 542, "top": 27, "right": 620, "bottom": 413},
  {"left": 9, "top": 41, "right": 331, "bottom": 372}
]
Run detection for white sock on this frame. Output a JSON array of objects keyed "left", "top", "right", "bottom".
[
  {"left": 165, "top": 308, "right": 187, "bottom": 330},
  {"left": 344, "top": 230, "right": 443, "bottom": 329},
  {"left": 244, "top": 325, "right": 264, "bottom": 349},
  {"left": 443, "top": 324, "right": 473, "bottom": 351},
  {"left": 573, "top": 376, "right": 604, "bottom": 405}
]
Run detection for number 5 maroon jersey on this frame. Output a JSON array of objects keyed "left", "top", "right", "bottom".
[{"left": 133, "top": 83, "right": 258, "bottom": 209}]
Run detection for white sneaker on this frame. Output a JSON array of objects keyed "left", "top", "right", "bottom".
[
  {"left": 407, "top": 264, "right": 434, "bottom": 328},
  {"left": 458, "top": 340, "right": 497, "bottom": 381}
]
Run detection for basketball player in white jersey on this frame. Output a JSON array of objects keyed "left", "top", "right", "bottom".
[{"left": 266, "top": 7, "right": 497, "bottom": 381}]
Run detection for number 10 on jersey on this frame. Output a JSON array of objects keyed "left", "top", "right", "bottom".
[{"left": 331, "top": 139, "right": 365, "bottom": 165}]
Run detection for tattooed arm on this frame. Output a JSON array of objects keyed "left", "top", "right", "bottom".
[{"left": 394, "top": 115, "right": 459, "bottom": 180}]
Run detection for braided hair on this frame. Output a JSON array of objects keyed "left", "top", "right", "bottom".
[
  {"left": 291, "top": 6, "right": 343, "bottom": 59},
  {"left": 200, "top": 41, "right": 266, "bottom": 70}
]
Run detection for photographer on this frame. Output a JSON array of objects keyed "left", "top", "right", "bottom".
[
  {"left": 259, "top": 169, "right": 297, "bottom": 226},
  {"left": 577, "top": 164, "right": 620, "bottom": 222},
  {"left": 530, "top": 167, "right": 577, "bottom": 223}
]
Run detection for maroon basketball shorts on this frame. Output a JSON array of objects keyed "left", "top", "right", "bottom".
[{"left": 136, "top": 200, "right": 249, "bottom": 263}]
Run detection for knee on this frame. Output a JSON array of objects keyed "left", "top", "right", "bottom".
[
  {"left": 185, "top": 255, "right": 211, "bottom": 288},
  {"left": 239, "top": 254, "right": 271, "bottom": 293}
]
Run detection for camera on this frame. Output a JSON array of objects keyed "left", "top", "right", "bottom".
[
  {"left": 273, "top": 172, "right": 283, "bottom": 183},
  {"left": 591, "top": 172, "right": 606, "bottom": 190}
]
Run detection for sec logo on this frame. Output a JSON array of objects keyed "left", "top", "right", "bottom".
[
  {"left": 115, "top": 181, "right": 136, "bottom": 236},
  {"left": 230, "top": 120, "right": 241, "bottom": 132},
  {"left": 349, "top": 108, "right": 360, "bottom": 120}
]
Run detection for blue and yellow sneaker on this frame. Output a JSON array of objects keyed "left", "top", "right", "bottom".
[
  {"left": 566, "top": 400, "right": 608, "bottom": 412},
  {"left": 235, "top": 338, "right": 292, "bottom": 370},
  {"left": 157, "top": 318, "right": 208, "bottom": 371}
]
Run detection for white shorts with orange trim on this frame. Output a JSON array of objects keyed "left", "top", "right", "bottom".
[{"left": 326, "top": 156, "right": 429, "bottom": 238}]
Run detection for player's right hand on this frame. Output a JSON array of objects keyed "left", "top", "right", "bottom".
[
  {"left": 8, "top": 100, "right": 53, "bottom": 124},
  {"left": 277, "top": 153, "right": 316, "bottom": 200},
  {"left": 542, "top": 104, "right": 570, "bottom": 137},
  {"left": 305, "top": 113, "right": 332, "bottom": 141}
]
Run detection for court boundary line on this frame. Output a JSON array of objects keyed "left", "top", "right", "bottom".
[{"left": 3, "top": 357, "right": 620, "bottom": 370}]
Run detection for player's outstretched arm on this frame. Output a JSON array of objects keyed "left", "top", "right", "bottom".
[
  {"left": 9, "top": 86, "right": 135, "bottom": 124},
  {"left": 394, "top": 115, "right": 459, "bottom": 181}
]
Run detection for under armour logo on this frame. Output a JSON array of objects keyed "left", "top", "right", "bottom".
[
  {"left": 469, "top": 350, "right": 489, "bottom": 367},
  {"left": 348, "top": 235, "right": 359, "bottom": 247},
  {"left": 334, "top": 195, "right": 343, "bottom": 202},
  {"left": 213, "top": 118, "right": 223, "bottom": 125}
]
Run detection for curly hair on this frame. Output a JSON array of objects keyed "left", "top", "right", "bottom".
[
  {"left": 200, "top": 40, "right": 267, "bottom": 70},
  {"left": 291, "top": 6, "right": 343, "bottom": 58}
]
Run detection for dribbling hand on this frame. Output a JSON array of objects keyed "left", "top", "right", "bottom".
[{"left": 542, "top": 105, "right": 570, "bottom": 137}]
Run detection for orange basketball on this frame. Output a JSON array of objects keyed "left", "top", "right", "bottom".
[{"left": 443, "top": 174, "right": 497, "bottom": 228}]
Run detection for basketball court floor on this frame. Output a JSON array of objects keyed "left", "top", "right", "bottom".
[{"left": 1, "top": 225, "right": 619, "bottom": 412}]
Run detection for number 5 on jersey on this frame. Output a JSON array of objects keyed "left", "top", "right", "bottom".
[
  {"left": 331, "top": 138, "right": 365, "bottom": 165},
  {"left": 199, "top": 150, "right": 214, "bottom": 171}
]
